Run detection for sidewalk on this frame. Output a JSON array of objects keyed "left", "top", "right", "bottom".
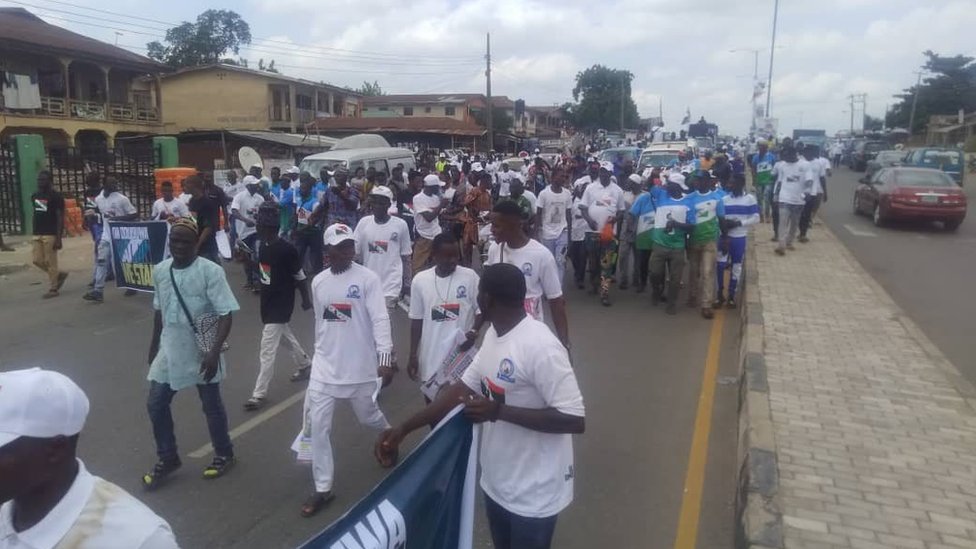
[
  {"left": 753, "top": 221, "right": 976, "bottom": 548},
  {"left": 0, "top": 235, "right": 94, "bottom": 276}
]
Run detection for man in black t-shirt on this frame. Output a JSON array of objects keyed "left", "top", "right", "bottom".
[
  {"left": 31, "top": 170, "right": 67, "bottom": 298},
  {"left": 244, "top": 203, "right": 313, "bottom": 411},
  {"left": 185, "top": 175, "right": 222, "bottom": 264}
]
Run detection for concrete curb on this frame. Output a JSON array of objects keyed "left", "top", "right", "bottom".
[{"left": 735, "top": 236, "right": 784, "bottom": 549}]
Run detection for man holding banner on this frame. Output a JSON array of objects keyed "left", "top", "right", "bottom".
[
  {"left": 83, "top": 177, "right": 138, "bottom": 303},
  {"left": 376, "top": 263, "right": 585, "bottom": 549}
]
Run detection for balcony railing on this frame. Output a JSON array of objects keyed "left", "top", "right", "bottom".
[{"left": 1, "top": 96, "right": 159, "bottom": 124}]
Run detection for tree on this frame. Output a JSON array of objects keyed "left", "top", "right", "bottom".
[
  {"left": 864, "top": 115, "right": 884, "bottom": 132},
  {"left": 566, "top": 65, "right": 640, "bottom": 131},
  {"left": 257, "top": 58, "right": 279, "bottom": 74},
  {"left": 471, "top": 106, "right": 514, "bottom": 134},
  {"left": 885, "top": 51, "right": 976, "bottom": 133},
  {"left": 147, "top": 10, "right": 252, "bottom": 68},
  {"left": 356, "top": 80, "right": 385, "bottom": 97}
]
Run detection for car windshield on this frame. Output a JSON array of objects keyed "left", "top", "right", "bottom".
[
  {"left": 299, "top": 158, "right": 349, "bottom": 177},
  {"left": 920, "top": 150, "right": 962, "bottom": 166},
  {"left": 599, "top": 149, "right": 638, "bottom": 163},
  {"left": 894, "top": 170, "right": 955, "bottom": 187},
  {"left": 640, "top": 153, "right": 679, "bottom": 168},
  {"left": 864, "top": 142, "right": 888, "bottom": 153},
  {"left": 875, "top": 151, "right": 904, "bottom": 163}
]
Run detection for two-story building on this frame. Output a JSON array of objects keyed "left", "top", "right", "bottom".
[
  {"left": 0, "top": 7, "right": 166, "bottom": 149},
  {"left": 161, "top": 64, "right": 361, "bottom": 134}
]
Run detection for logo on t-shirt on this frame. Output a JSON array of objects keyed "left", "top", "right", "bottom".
[
  {"left": 520, "top": 262, "right": 533, "bottom": 277},
  {"left": 323, "top": 303, "right": 352, "bottom": 322},
  {"left": 389, "top": 232, "right": 399, "bottom": 242},
  {"left": 480, "top": 377, "right": 506, "bottom": 404},
  {"left": 431, "top": 303, "right": 460, "bottom": 322},
  {"left": 33, "top": 198, "right": 48, "bottom": 212},
  {"left": 346, "top": 284, "right": 361, "bottom": 299},
  {"left": 368, "top": 241, "right": 389, "bottom": 253},
  {"left": 259, "top": 263, "right": 271, "bottom": 285},
  {"left": 456, "top": 285, "right": 467, "bottom": 299},
  {"left": 497, "top": 358, "right": 516, "bottom": 383}
]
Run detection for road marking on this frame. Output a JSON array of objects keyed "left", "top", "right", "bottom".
[
  {"left": 672, "top": 309, "right": 726, "bottom": 549},
  {"left": 188, "top": 389, "right": 305, "bottom": 459},
  {"left": 843, "top": 224, "right": 878, "bottom": 238}
]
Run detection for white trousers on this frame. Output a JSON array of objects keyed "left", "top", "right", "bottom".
[
  {"left": 252, "top": 323, "right": 311, "bottom": 399},
  {"left": 308, "top": 387, "right": 390, "bottom": 492}
]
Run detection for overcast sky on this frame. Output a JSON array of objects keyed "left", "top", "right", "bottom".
[{"left": 23, "top": 0, "right": 976, "bottom": 136}]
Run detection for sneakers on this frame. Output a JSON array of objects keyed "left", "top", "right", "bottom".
[
  {"left": 701, "top": 308, "right": 714, "bottom": 319},
  {"left": 202, "top": 455, "right": 236, "bottom": 480},
  {"left": 600, "top": 296, "right": 612, "bottom": 307},
  {"left": 290, "top": 366, "right": 311, "bottom": 382},
  {"left": 243, "top": 396, "right": 266, "bottom": 411},
  {"left": 798, "top": 235, "right": 809, "bottom": 243},
  {"left": 774, "top": 248, "right": 786, "bottom": 256},
  {"left": 42, "top": 290, "right": 59, "bottom": 299},
  {"left": 82, "top": 291, "right": 104, "bottom": 303},
  {"left": 142, "top": 458, "right": 182, "bottom": 491},
  {"left": 726, "top": 297, "right": 738, "bottom": 309},
  {"left": 712, "top": 297, "right": 725, "bottom": 309}
]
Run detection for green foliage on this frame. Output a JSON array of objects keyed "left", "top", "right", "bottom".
[
  {"left": 864, "top": 115, "right": 884, "bottom": 132},
  {"left": 564, "top": 65, "right": 640, "bottom": 131},
  {"left": 471, "top": 106, "right": 514, "bottom": 134},
  {"left": 356, "top": 81, "right": 385, "bottom": 97},
  {"left": 147, "top": 10, "right": 252, "bottom": 68},
  {"left": 885, "top": 51, "right": 976, "bottom": 134},
  {"left": 257, "top": 58, "right": 278, "bottom": 73}
]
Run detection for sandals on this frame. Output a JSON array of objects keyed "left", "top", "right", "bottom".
[
  {"left": 142, "top": 458, "right": 182, "bottom": 491},
  {"left": 202, "top": 455, "right": 236, "bottom": 480},
  {"left": 243, "top": 397, "right": 266, "bottom": 411},
  {"left": 290, "top": 367, "right": 310, "bottom": 382},
  {"left": 300, "top": 491, "right": 335, "bottom": 518}
]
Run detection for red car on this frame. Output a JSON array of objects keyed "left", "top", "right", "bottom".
[{"left": 853, "top": 167, "right": 967, "bottom": 231}]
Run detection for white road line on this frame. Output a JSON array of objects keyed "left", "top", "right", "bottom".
[
  {"left": 843, "top": 224, "right": 878, "bottom": 238},
  {"left": 188, "top": 389, "right": 305, "bottom": 459}
]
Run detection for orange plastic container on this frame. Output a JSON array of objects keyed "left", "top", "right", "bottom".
[{"left": 154, "top": 167, "right": 198, "bottom": 199}]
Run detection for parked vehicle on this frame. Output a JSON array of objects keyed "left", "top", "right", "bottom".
[
  {"left": 597, "top": 147, "right": 642, "bottom": 176},
  {"left": 902, "top": 147, "right": 965, "bottom": 186},
  {"left": 864, "top": 150, "right": 906, "bottom": 180},
  {"left": 638, "top": 150, "right": 681, "bottom": 171},
  {"left": 299, "top": 147, "right": 416, "bottom": 179},
  {"left": 853, "top": 167, "right": 966, "bottom": 231},
  {"left": 849, "top": 140, "right": 891, "bottom": 171}
]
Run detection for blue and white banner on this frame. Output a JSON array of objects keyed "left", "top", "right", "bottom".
[
  {"left": 108, "top": 220, "right": 169, "bottom": 292},
  {"left": 297, "top": 407, "right": 477, "bottom": 549}
]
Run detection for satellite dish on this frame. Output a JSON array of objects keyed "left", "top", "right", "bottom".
[{"left": 238, "top": 146, "right": 263, "bottom": 170}]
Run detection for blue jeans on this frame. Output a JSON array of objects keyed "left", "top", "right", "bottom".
[
  {"left": 540, "top": 229, "right": 568, "bottom": 286},
  {"left": 92, "top": 239, "right": 112, "bottom": 292},
  {"left": 147, "top": 381, "right": 234, "bottom": 462},
  {"left": 485, "top": 494, "right": 558, "bottom": 549}
]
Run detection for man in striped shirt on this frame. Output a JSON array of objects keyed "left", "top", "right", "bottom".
[{"left": 716, "top": 174, "right": 760, "bottom": 308}]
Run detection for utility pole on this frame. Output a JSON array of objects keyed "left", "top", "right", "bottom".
[
  {"left": 908, "top": 71, "right": 923, "bottom": 136},
  {"left": 485, "top": 33, "right": 493, "bottom": 151},
  {"left": 765, "top": 0, "right": 779, "bottom": 118}
]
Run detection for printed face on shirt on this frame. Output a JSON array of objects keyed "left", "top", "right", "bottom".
[
  {"left": 323, "top": 303, "right": 352, "bottom": 322},
  {"left": 367, "top": 240, "right": 389, "bottom": 254},
  {"left": 431, "top": 303, "right": 460, "bottom": 322},
  {"left": 480, "top": 376, "right": 506, "bottom": 405}
]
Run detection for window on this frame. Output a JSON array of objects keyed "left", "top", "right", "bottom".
[
  {"left": 445, "top": 106, "right": 456, "bottom": 116},
  {"left": 403, "top": 107, "right": 414, "bottom": 116},
  {"left": 362, "top": 107, "right": 369, "bottom": 112},
  {"left": 368, "top": 159, "right": 389, "bottom": 175},
  {"left": 425, "top": 106, "right": 432, "bottom": 113},
  {"left": 295, "top": 94, "right": 313, "bottom": 110},
  {"left": 379, "top": 106, "right": 389, "bottom": 111}
]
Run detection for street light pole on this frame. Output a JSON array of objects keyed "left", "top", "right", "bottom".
[{"left": 765, "top": 0, "right": 779, "bottom": 118}]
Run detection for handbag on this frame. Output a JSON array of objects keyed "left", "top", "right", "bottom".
[{"left": 169, "top": 266, "right": 229, "bottom": 354}]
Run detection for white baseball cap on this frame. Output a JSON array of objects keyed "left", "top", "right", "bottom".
[
  {"left": 599, "top": 161, "right": 614, "bottom": 172},
  {"left": 423, "top": 174, "right": 444, "bottom": 187},
  {"left": 369, "top": 185, "right": 395, "bottom": 201},
  {"left": 0, "top": 368, "right": 90, "bottom": 449},
  {"left": 628, "top": 173, "right": 643, "bottom": 185},
  {"left": 667, "top": 172, "right": 687, "bottom": 188},
  {"left": 250, "top": 163, "right": 263, "bottom": 170},
  {"left": 438, "top": 152, "right": 446, "bottom": 158},
  {"left": 471, "top": 162, "right": 484, "bottom": 172},
  {"left": 285, "top": 166, "right": 301, "bottom": 175},
  {"left": 323, "top": 223, "right": 355, "bottom": 247},
  {"left": 242, "top": 175, "right": 260, "bottom": 186}
]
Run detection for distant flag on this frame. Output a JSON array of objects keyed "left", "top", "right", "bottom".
[{"left": 680, "top": 108, "right": 691, "bottom": 125}]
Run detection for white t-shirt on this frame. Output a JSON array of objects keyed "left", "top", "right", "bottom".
[
  {"left": 408, "top": 266, "right": 480, "bottom": 380},
  {"left": 353, "top": 215, "right": 412, "bottom": 299},
  {"left": 177, "top": 192, "right": 191, "bottom": 205},
  {"left": 223, "top": 182, "right": 244, "bottom": 199},
  {"left": 536, "top": 187, "right": 572, "bottom": 240},
  {"left": 485, "top": 239, "right": 562, "bottom": 321},
  {"left": 413, "top": 191, "right": 443, "bottom": 240},
  {"left": 580, "top": 182, "right": 625, "bottom": 233},
  {"left": 806, "top": 157, "right": 828, "bottom": 196},
  {"left": 231, "top": 191, "right": 265, "bottom": 240},
  {"left": 773, "top": 160, "right": 812, "bottom": 205},
  {"left": 523, "top": 189, "right": 538, "bottom": 216},
  {"left": 310, "top": 263, "right": 393, "bottom": 390},
  {"left": 496, "top": 170, "right": 517, "bottom": 197},
  {"left": 150, "top": 198, "right": 189, "bottom": 221},
  {"left": 572, "top": 175, "right": 594, "bottom": 191},
  {"left": 94, "top": 192, "right": 137, "bottom": 243},
  {"left": 0, "top": 460, "right": 178, "bottom": 549},
  {"left": 570, "top": 197, "right": 588, "bottom": 242},
  {"left": 460, "top": 316, "right": 584, "bottom": 518}
]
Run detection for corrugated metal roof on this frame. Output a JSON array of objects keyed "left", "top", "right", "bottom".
[
  {"left": 225, "top": 130, "right": 338, "bottom": 148},
  {"left": 0, "top": 8, "right": 164, "bottom": 72},
  {"left": 363, "top": 94, "right": 515, "bottom": 108},
  {"left": 164, "top": 64, "right": 360, "bottom": 97},
  {"left": 307, "top": 117, "right": 486, "bottom": 137}
]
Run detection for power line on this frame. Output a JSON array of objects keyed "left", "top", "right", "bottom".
[{"left": 13, "top": 0, "right": 483, "bottom": 62}]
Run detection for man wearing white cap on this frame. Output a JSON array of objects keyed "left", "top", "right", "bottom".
[
  {"left": 296, "top": 223, "right": 396, "bottom": 518},
  {"left": 0, "top": 368, "right": 179, "bottom": 548},
  {"left": 495, "top": 162, "right": 516, "bottom": 198},
  {"left": 354, "top": 186, "right": 412, "bottom": 309},
  {"left": 412, "top": 174, "right": 446, "bottom": 274},
  {"left": 578, "top": 161, "right": 626, "bottom": 306},
  {"left": 435, "top": 153, "right": 448, "bottom": 174},
  {"left": 231, "top": 176, "right": 265, "bottom": 292}
]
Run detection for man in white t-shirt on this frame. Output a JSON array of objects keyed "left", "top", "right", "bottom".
[
  {"left": 572, "top": 160, "right": 599, "bottom": 191},
  {"left": 376, "top": 263, "right": 584, "bottom": 549},
  {"left": 773, "top": 146, "right": 813, "bottom": 255},
  {"left": 354, "top": 186, "right": 412, "bottom": 309},
  {"left": 798, "top": 145, "right": 829, "bottom": 243},
  {"left": 151, "top": 181, "right": 190, "bottom": 222},
  {"left": 412, "top": 174, "right": 446, "bottom": 275},
  {"left": 535, "top": 167, "right": 573, "bottom": 284},
  {"left": 0, "top": 368, "right": 178, "bottom": 548},
  {"left": 297, "top": 223, "right": 396, "bottom": 518},
  {"left": 579, "top": 161, "right": 626, "bottom": 306},
  {"left": 407, "top": 233, "right": 481, "bottom": 396},
  {"left": 484, "top": 201, "right": 569, "bottom": 349},
  {"left": 495, "top": 163, "right": 517, "bottom": 198},
  {"left": 231, "top": 176, "right": 265, "bottom": 291},
  {"left": 83, "top": 177, "right": 138, "bottom": 303}
]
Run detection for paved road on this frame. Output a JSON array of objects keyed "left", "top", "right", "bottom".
[
  {"left": 815, "top": 166, "right": 976, "bottom": 385},
  {"left": 0, "top": 245, "right": 740, "bottom": 549}
]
